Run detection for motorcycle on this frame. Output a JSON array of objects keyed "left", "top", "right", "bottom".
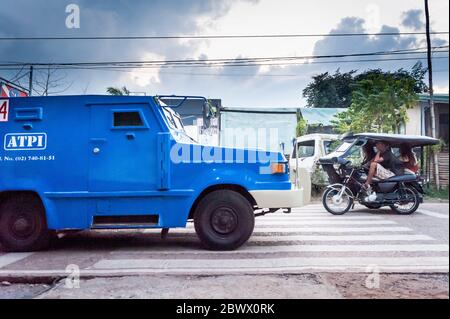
[{"left": 318, "top": 133, "right": 439, "bottom": 215}]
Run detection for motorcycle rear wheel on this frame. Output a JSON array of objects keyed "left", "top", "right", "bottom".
[{"left": 389, "top": 186, "right": 420, "bottom": 215}]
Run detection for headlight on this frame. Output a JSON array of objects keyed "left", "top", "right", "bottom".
[
  {"left": 333, "top": 163, "right": 341, "bottom": 170},
  {"left": 271, "top": 163, "right": 287, "bottom": 174}
]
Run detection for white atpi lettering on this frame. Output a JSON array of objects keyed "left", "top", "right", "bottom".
[{"left": 5, "top": 133, "right": 46, "bottom": 150}]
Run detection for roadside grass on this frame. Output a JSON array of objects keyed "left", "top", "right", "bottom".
[{"left": 424, "top": 186, "right": 449, "bottom": 200}]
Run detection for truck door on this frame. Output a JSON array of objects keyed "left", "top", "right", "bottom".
[{"left": 88, "top": 104, "right": 157, "bottom": 192}]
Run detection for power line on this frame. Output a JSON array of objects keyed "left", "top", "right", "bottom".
[
  {"left": 0, "top": 46, "right": 447, "bottom": 67},
  {"left": 0, "top": 31, "right": 448, "bottom": 41},
  {"left": 1, "top": 55, "right": 447, "bottom": 73}
]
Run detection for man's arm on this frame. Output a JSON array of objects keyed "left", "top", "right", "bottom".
[{"left": 373, "top": 152, "right": 384, "bottom": 163}]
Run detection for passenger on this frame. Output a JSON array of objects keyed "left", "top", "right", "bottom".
[
  {"left": 398, "top": 145, "right": 419, "bottom": 175},
  {"left": 362, "top": 141, "right": 376, "bottom": 169},
  {"left": 364, "top": 141, "right": 404, "bottom": 190}
]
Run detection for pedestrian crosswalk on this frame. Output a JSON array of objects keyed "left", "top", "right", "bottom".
[
  {"left": 91, "top": 204, "right": 448, "bottom": 274},
  {"left": 0, "top": 204, "right": 448, "bottom": 277}
]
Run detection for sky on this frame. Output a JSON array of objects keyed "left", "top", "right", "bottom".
[{"left": 0, "top": 0, "right": 448, "bottom": 107}]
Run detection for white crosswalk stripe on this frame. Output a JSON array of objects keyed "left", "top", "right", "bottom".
[
  {"left": 187, "top": 220, "right": 397, "bottom": 227},
  {"left": 0, "top": 253, "right": 33, "bottom": 268},
  {"left": 92, "top": 257, "right": 449, "bottom": 273},
  {"left": 110, "top": 244, "right": 449, "bottom": 255},
  {"left": 146, "top": 226, "right": 414, "bottom": 234},
  {"left": 249, "top": 234, "right": 434, "bottom": 242},
  {"left": 416, "top": 209, "right": 449, "bottom": 219}
]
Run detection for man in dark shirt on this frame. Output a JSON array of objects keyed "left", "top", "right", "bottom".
[{"left": 364, "top": 141, "right": 404, "bottom": 189}]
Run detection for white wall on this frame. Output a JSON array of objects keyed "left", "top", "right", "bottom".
[{"left": 405, "top": 105, "right": 422, "bottom": 136}]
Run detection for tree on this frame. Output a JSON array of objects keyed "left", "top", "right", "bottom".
[
  {"left": 14, "top": 66, "right": 72, "bottom": 96},
  {"left": 302, "top": 63, "right": 428, "bottom": 109},
  {"left": 332, "top": 65, "right": 426, "bottom": 133},
  {"left": 296, "top": 117, "right": 307, "bottom": 137},
  {"left": 302, "top": 69, "right": 356, "bottom": 108},
  {"left": 106, "top": 86, "right": 130, "bottom": 96}
]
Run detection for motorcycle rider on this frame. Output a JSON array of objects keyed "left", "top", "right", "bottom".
[{"left": 363, "top": 141, "right": 404, "bottom": 191}]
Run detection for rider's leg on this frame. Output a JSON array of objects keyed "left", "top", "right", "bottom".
[{"left": 364, "top": 161, "right": 378, "bottom": 188}]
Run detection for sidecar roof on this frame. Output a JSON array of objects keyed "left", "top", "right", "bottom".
[{"left": 343, "top": 133, "right": 439, "bottom": 147}]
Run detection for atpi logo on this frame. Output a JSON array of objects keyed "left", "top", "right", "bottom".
[{"left": 4, "top": 133, "right": 47, "bottom": 151}]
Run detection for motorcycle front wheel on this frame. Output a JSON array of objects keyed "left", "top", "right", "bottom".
[
  {"left": 322, "top": 186, "right": 354, "bottom": 215},
  {"left": 389, "top": 186, "right": 420, "bottom": 215}
]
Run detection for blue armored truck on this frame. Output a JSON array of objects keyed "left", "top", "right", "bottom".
[{"left": 0, "top": 95, "right": 303, "bottom": 251}]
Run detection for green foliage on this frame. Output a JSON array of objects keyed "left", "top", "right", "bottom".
[
  {"left": 331, "top": 64, "right": 427, "bottom": 133},
  {"left": 425, "top": 186, "right": 449, "bottom": 199},
  {"left": 311, "top": 164, "right": 329, "bottom": 186},
  {"left": 106, "top": 86, "right": 130, "bottom": 96},
  {"left": 303, "top": 62, "right": 428, "bottom": 112},
  {"left": 296, "top": 117, "right": 308, "bottom": 137},
  {"left": 431, "top": 139, "right": 448, "bottom": 153},
  {"left": 302, "top": 69, "right": 356, "bottom": 108}
]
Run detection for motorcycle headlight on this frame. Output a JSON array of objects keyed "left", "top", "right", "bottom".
[{"left": 333, "top": 163, "right": 341, "bottom": 170}]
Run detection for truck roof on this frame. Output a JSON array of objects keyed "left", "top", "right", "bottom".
[{"left": 296, "top": 133, "right": 339, "bottom": 142}]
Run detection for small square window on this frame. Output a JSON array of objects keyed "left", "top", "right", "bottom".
[{"left": 113, "top": 111, "right": 144, "bottom": 127}]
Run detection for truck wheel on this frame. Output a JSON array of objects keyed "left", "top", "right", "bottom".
[
  {"left": 194, "top": 190, "right": 255, "bottom": 251},
  {"left": 0, "top": 194, "right": 50, "bottom": 252}
]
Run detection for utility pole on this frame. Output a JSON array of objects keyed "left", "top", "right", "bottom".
[
  {"left": 28, "top": 65, "right": 34, "bottom": 96},
  {"left": 424, "top": 0, "right": 440, "bottom": 189}
]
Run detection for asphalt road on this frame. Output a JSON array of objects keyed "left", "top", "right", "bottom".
[{"left": 0, "top": 202, "right": 448, "bottom": 298}]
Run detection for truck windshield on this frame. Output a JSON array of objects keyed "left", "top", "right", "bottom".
[
  {"left": 162, "top": 107, "right": 184, "bottom": 131},
  {"left": 335, "top": 141, "right": 353, "bottom": 153},
  {"left": 156, "top": 98, "right": 198, "bottom": 143},
  {"left": 293, "top": 140, "right": 315, "bottom": 158}
]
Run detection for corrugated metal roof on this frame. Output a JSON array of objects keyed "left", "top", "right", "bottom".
[
  {"left": 419, "top": 93, "right": 449, "bottom": 103},
  {"left": 220, "top": 107, "right": 297, "bottom": 114}
]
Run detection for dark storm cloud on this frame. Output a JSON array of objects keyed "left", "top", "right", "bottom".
[
  {"left": 309, "top": 15, "right": 448, "bottom": 92},
  {"left": 0, "top": 0, "right": 258, "bottom": 92},
  {"left": 401, "top": 9, "right": 425, "bottom": 31},
  {"left": 313, "top": 17, "right": 418, "bottom": 56}
]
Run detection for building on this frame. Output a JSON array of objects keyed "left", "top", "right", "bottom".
[
  {"left": 298, "top": 107, "right": 346, "bottom": 134},
  {"left": 404, "top": 94, "right": 449, "bottom": 141},
  {"left": 405, "top": 93, "right": 449, "bottom": 187},
  {"left": 0, "top": 77, "right": 29, "bottom": 97},
  {"left": 219, "top": 107, "right": 298, "bottom": 155},
  {"left": 219, "top": 107, "right": 345, "bottom": 155}
]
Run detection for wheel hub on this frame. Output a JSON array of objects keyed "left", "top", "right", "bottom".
[
  {"left": 211, "top": 208, "right": 238, "bottom": 235},
  {"left": 10, "top": 215, "right": 34, "bottom": 238},
  {"left": 332, "top": 195, "right": 343, "bottom": 205}
]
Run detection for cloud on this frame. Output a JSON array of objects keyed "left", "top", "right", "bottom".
[
  {"left": 313, "top": 17, "right": 418, "bottom": 56},
  {"left": 0, "top": 1, "right": 447, "bottom": 107},
  {"left": 309, "top": 15, "right": 448, "bottom": 98},
  {"left": 0, "top": 0, "right": 255, "bottom": 93},
  {"left": 401, "top": 9, "right": 425, "bottom": 31}
]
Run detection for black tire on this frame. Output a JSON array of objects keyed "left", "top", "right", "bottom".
[
  {"left": 194, "top": 190, "right": 255, "bottom": 251},
  {"left": 0, "top": 193, "right": 50, "bottom": 252},
  {"left": 389, "top": 186, "right": 420, "bottom": 215},
  {"left": 322, "top": 187, "right": 353, "bottom": 215}
]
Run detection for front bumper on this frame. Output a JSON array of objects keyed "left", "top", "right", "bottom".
[{"left": 249, "top": 188, "right": 304, "bottom": 209}]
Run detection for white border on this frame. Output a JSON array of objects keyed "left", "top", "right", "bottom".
[
  {"left": 0, "top": 99, "right": 9, "bottom": 122},
  {"left": 3, "top": 132, "right": 47, "bottom": 151}
]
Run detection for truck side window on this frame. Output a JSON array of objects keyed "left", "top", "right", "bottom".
[{"left": 113, "top": 111, "right": 144, "bottom": 127}]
